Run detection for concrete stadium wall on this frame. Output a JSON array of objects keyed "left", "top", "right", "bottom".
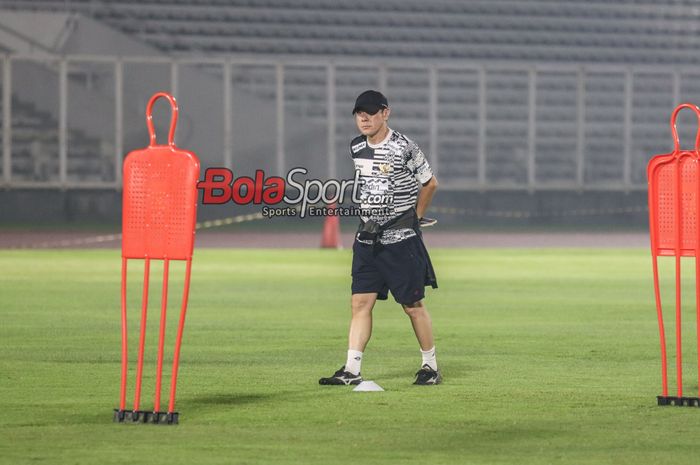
[{"left": 0, "top": 188, "right": 649, "bottom": 229}]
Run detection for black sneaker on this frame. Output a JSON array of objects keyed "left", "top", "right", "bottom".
[
  {"left": 413, "top": 364, "right": 442, "bottom": 385},
  {"left": 319, "top": 366, "right": 362, "bottom": 385}
]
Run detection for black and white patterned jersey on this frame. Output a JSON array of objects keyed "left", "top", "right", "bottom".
[{"left": 349, "top": 128, "right": 434, "bottom": 245}]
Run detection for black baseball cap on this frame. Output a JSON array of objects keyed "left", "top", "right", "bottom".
[{"left": 352, "top": 90, "right": 389, "bottom": 115}]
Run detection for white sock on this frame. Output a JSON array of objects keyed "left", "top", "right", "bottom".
[
  {"left": 421, "top": 346, "right": 437, "bottom": 371},
  {"left": 345, "top": 349, "right": 363, "bottom": 375}
]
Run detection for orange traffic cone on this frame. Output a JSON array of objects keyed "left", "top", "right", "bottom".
[{"left": 320, "top": 204, "right": 342, "bottom": 249}]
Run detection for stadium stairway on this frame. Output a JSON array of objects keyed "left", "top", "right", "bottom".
[{"left": 0, "top": 90, "right": 107, "bottom": 182}]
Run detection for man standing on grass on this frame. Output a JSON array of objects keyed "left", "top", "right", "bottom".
[{"left": 319, "top": 90, "right": 441, "bottom": 386}]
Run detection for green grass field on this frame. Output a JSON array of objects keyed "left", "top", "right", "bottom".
[{"left": 1, "top": 247, "right": 700, "bottom": 465}]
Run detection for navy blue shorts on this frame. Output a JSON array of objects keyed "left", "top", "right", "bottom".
[{"left": 351, "top": 235, "right": 438, "bottom": 305}]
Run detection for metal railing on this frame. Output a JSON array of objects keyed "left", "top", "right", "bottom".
[{"left": 0, "top": 53, "right": 694, "bottom": 190}]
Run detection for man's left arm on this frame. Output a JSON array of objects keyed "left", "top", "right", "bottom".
[
  {"left": 406, "top": 143, "right": 438, "bottom": 219},
  {"left": 416, "top": 176, "right": 438, "bottom": 219}
]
